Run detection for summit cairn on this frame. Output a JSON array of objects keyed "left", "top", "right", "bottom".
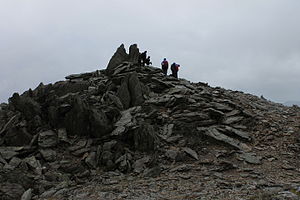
[{"left": 0, "top": 44, "right": 299, "bottom": 199}]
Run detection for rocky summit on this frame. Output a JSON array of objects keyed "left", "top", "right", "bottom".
[{"left": 0, "top": 44, "right": 300, "bottom": 200}]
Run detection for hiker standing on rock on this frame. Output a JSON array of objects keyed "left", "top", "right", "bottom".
[
  {"left": 139, "top": 51, "right": 147, "bottom": 66},
  {"left": 161, "top": 58, "right": 169, "bottom": 76},
  {"left": 171, "top": 62, "right": 180, "bottom": 78}
]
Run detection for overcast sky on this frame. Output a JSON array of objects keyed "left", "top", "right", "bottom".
[{"left": 1, "top": 0, "right": 300, "bottom": 103}]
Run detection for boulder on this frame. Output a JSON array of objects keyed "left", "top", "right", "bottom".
[
  {"left": 40, "top": 149, "right": 57, "bottom": 162},
  {"left": 0, "top": 183, "right": 25, "bottom": 200},
  {"left": 128, "top": 72, "right": 144, "bottom": 106},
  {"left": 134, "top": 124, "right": 158, "bottom": 152},
  {"left": 200, "top": 127, "right": 248, "bottom": 151},
  {"left": 64, "top": 97, "right": 90, "bottom": 136},
  {"left": 38, "top": 130, "right": 58, "bottom": 148},
  {"left": 106, "top": 44, "right": 128, "bottom": 75},
  {"left": 128, "top": 44, "right": 140, "bottom": 63},
  {"left": 3, "top": 127, "right": 32, "bottom": 147},
  {"left": 8, "top": 93, "right": 41, "bottom": 121},
  {"left": 117, "top": 75, "right": 131, "bottom": 109}
]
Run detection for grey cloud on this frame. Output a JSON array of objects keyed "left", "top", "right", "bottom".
[{"left": 1, "top": 0, "right": 300, "bottom": 103}]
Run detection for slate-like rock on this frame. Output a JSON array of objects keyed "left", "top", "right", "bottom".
[
  {"left": 182, "top": 147, "right": 199, "bottom": 160},
  {"left": 106, "top": 44, "right": 128, "bottom": 75},
  {"left": 21, "top": 188, "right": 33, "bottom": 200},
  {"left": 128, "top": 44, "right": 140, "bottom": 63},
  {"left": 38, "top": 130, "right": 58, "bottom": 148},
  {"left": 201, "top": 127, "right": 247, "bottom": 151},
  {"left": 117, "top": 75, "right": 131, "bottom": 109},
  {"left": 40, "top": 149, "right": 57, "bottom": 162},
  {"left": 128, "top": 72, "right": 144, "bottom": 106},
  {"left": 134, "top": 124, "right": 158, "bottom": 152},
  {"left": 0, "top": 183, "right": 25, "bottom": 200}
]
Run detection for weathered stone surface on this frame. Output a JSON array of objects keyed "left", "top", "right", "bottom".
[
  {"left": 24, "top": 156, "right": 42, "bottom": 175},
  {"left": 128, "top": 44, "right": 140, "bottom": 63},
  {"left": 40, "top": 149, "right": 57, "bottom": 162},
  {"left": 38, "top": 130, "right": 58, "bottom": 148},
  {"left": 89, "top": 108, "right": 112, "bottom": 138},
  {"left": 6, "top": 157, "right": 22, "bottom": 169},
  {"left": 0, "top": 148, "right": 18, "bottom": 160},
  {"left": 8, "top": 93, "right": 41, "bottom": 121},
  {"left": 0, "top": 183, "right": 25, "bottom": 200},
  {"left": 201, "top": 127, "right": 247, "bottom": 151},
  {"left": 85, "top": 152, "right": 97, "bottom": 169},
  {"left": 239, "top": 152, "right": 262, "bottom": 164},
  {"left": 222, "top": 126, "right": 252, "bottom": 141},
  {"left": 21, "top": 188, "right": 33, "bottom": 200},
  {"left": 134, "top": 124, "right": 158, "bottom": 152},
  {"left": 132, "top": 156, "right": 150, "bottom": 173},
  {"left": 106, "top": 44, "right": 128, "bottom": 75},
  {"left": 128, "top": 72, "right": 144, "bottom": 106},
  {"left": 64, "top": 97, "right": 112, "bottom": 137},
  {"left": 117, "top": 75, "right": 131, "bottom": 109},
  {"left": 223, "top": 116, "right": 244, "bottom": 125},
  {"left": 182, "top": 147, "right": 199, "bottom": 160}
]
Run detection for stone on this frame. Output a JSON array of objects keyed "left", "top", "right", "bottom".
[
  {"left": 8, "top": 93, "right": 41, "bottom": 121},
  {"left": 204, "top": 108, "right": 225, "bottom": 121},
  {"left": 143, "top": 166, "right": 161, "bottom": 177},
  {"left": 132, "top": 156, "right": 151, "bottom": 173},
  {"left": 117, "top": 75, "right": 131, "bottom": 109},
  {"left": 107, "top": 93, "right": 124, "bottom": 110},
  {"left": 239, "top": 152, "right": 262, "bottom": 164},
  {"left": 128, "top": 72, "right": 144, "bottom": 106},
  {"left": 40, "top": 149, "right": 57, "bottom": 162},
  {"left": 0, "top": 148, "right": 18, "bottom": 160},
  {"left": 223, "top": 126, "right": 252, "bottom": 141},
  {"left": 89, "top": 108, "right": 112, "bottom": 138},
  {"left": 102, "top": 140, "right": 117, "bottom": 151},
  {"left": 85, "top": 152, "right": 97, "bottom": 169},
  {"left": 38, "top": 130, "right": 58, "bottom": 148},
  {"left": 0, "top": 183, "right": 25, "bottom": 200},
  {"left": 165, "top": 149, "right": 180, "bottom": 160},
  {"left": 115, "top": 153, "right": 132, "bottom": 172},
  {"left": 3, "top": 127, "right": 32, "bottom": 147},
  {"left": 65, "top": 72, "right": 94, "bottom": 80},
  {"left": 182, "top": 147, "right": 199, "bottom": 160},
  {"left": 128, "top": 44, "right": 140, "bottom": 63},
  {"left": 106, "top": 44, "right": 128, "bottom": 75},
  {"left": 223, "top": 116, "right": 244, "bottom": 125},
  {"left": 111, "top": 109, "right": 134, "bottom": 136},
  {"left": 7, "top": 157, "right": 22, "bottom": 169},
  {"left": 24, "top": 156, "right": 42, "bottom": 175},
  {"left": 134, "top": 124, "right": 158, "bottom": 152},
  {"left": 170, "top": 164, "right": 192, "bottom": 172},
  {"left": 201, "top": 127, "right": 247, "bottom": 151},
  {"left": 21, "top": 188, "right": 33, "bottom": 200},
  {"left": 64, "top": 97, "right": 112, "bottom": 137}
]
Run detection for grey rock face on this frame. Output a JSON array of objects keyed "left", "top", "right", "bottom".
[
  {"left": 38, "top": 130, "right": 58, "bottom": 148},
  {"left": 0, "top": 183, "right": 25, "bottom": 200},
  {"left": 134, "top": 124, "right": 158, "bottom": 152},
  {"left": 128, "top": 44, "right": 140, "bottom": 63},
  {"left": 117, "top": 75, "right": 131, "bottom": 109},
  {"left": 117, "top": 73, "right": 145, "bottom": 109},
  {"left": 9, "top": 93, "right": 41, "bottom": 121},
  {"left": 128, "top": 72, "right": 144, "bottom": 106},
  {"left": 201, "top": 127, "right": 248, "bottom": 151},
  {"left": 106, "top": 44, "right": 128, "bottom": 75},
  {"left": 64, "top": 97, "right": 112, "bottom": 137}
]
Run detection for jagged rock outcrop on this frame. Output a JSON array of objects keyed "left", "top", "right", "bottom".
[{"left": 0, "top": 44, "right": 299, "bottom": 199}]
